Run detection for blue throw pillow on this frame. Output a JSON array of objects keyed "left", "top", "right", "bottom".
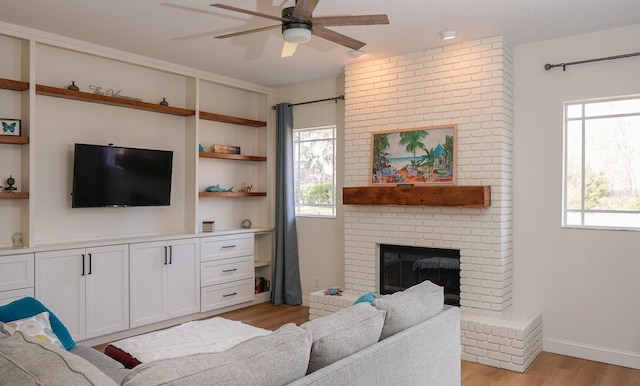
[
  {"left": 0, "top": 297, "right": 75, "bottom": 350},
  {"left": 353, "top": 292, "right": 377, "bottom": 305}
]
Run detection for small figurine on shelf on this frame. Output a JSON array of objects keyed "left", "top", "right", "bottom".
[
  {"left": 198, "top": 144, "right": 204, "bottom": 152},
  {"left": 241, "top": 183, "right": 253, "bottom": 193},
  {"left": 67, "top": 81, "right": 79, "bottom": 91},
  {"left": 11, "top": 232, "right": 22, "bottom": 248},
  {"left": 4, "top": 175, "right": 16, "bottom": 192},
  {"left": 205, "top": 184, "right": 234, "bottom": 192},
  {"left": 160, "top": 98, "right": 169, "bottom": 106}
]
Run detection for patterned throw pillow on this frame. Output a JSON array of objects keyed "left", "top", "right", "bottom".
[{"left": 1, "top": 311, "right": 63, "bottom": 348}]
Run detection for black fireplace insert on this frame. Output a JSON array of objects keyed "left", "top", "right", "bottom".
[{"left": 380, "top": 244, "right": 460, "bottom": 306}]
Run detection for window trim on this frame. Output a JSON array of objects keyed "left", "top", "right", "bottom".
[
  {"left": 293, "top": 125, "right": 337, "bottom": 218},
  {"left": 562, "top": 95, "right": 640, "bottom": 231}
]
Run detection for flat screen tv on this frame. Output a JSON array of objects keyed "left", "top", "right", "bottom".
[{"left": 72, "top": 143, "right": 173, "bottom": 208}]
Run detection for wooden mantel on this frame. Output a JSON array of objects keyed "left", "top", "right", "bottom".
[{"left": 343, "top": 185, "right": 491, "bottom": 208}]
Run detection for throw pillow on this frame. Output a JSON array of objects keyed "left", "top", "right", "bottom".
[
  {"left": 373, "top": 280, "right": 444, "bottom": 339},
  {"left": 1, "top": 311, "right": 63, "bottom": 348},
  {"left": 301, "top": 302, "right": 386, "bottom": 373},
  {"left": 353, "top": 292, "right": 377, "bottom": 305},
  {"left": 121, "top": 323, "right": 312, "bottom": 386},
  {"left": 0, "top": 296, "right": 75, "bottom": 350},
  {"left": 0, "top": 330, "right": 117, "bottom": 386}
]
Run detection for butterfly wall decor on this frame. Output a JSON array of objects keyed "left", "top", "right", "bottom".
[{"left": 0, "top": 119, "right": 21, "bottom": 136}]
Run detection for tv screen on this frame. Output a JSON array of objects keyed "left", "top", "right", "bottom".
[{"left": 72, "top": 143, "right": 173, "bottom": 208}]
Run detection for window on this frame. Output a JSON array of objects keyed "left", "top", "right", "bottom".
[
  {"left": 293, "top": 126, "right": 336, "bottom": 217},
  {"left": 563, "top": 95, "right": 640, "bottom": 229}
]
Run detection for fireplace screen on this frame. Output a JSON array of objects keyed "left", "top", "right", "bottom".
[{"left": 380, "top": 244, "right": 460, "bottom": 306}]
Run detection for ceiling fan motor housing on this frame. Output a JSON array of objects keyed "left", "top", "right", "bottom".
[{"left": 282, "top": 6, "right": 313, "bottom": 42}]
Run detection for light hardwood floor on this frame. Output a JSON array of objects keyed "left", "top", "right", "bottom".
[{"left": 96, "top": 303, "right": 640, "bottom": 385}]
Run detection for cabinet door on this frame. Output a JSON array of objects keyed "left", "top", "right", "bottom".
[
  {"left": 129, "top": 241, "right": 167, "bottom": 328},
  {"left": 35, "top": 249, "right": 86, "bottom": 341},
  {"left": 166, "top": 238, "right": 200, "bottom": 318},
  {"left": 85, "top": 244, "right": 129, "bottom": 339}
]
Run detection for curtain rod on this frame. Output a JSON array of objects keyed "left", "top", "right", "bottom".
[
  {"left": 271, "top": 95, "right": 344, "bottom": 110},
  {"left": 544, "top": 51, "right": 640, "bottom": 71}
]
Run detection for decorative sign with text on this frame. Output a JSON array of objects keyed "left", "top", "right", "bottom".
[{"left": 89, "top": 85, "right": 142, "bottom": 102}]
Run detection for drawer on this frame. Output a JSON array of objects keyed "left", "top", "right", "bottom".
[
  {"left": 0, "top": 253, "right": 34, "bottom": 292},
  {"left": 201, "top": 257, "right": 254, "bottom": 287},
  {"left": 201, "top": 234, "right": 253, "bottom": 262},
  {"left": 200, "top": 278, "right": 254, "bottom": 312},
  {"left": 0, "top": 288, "right": 34, "bottom": 307}
]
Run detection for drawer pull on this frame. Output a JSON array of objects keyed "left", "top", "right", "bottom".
[
  {"left": 221, "top": 245, "right": 237, "bottom": 249},
  {"left": 222, "top": 292, "right": 238, "bottom": 298},
  {"left": 222, "top": 268, "right": 237, "bottom": 273}
]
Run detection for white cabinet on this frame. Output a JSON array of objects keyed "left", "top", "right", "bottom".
[
  {"left": 200, "top": 234, "right": 255, "bottom": 311},
  {"left": 129, "top": 238, "right": 200, "bottom": 328},
  {"left": 0, "top": 253, "right": 34, "bottom": 306},
  {"left": 35, "top": 245, "right": 129, "bottom": 341}
]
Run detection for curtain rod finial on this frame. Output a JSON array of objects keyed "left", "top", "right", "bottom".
[{"left": 544, "top": 63, "right": 552, "bottom": 70}]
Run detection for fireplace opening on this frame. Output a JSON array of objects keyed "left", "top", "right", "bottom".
[{"left": 380, "top": 244, "right": 460, "bottom": 306}]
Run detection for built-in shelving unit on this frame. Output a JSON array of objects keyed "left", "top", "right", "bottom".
[
  {"left": 198, "top": 152, "right": 266, "bottom": 162},
  {"left": 199, "top": 191, "right": 267, "bottom": 198},
  {"left": 35, "top": 84, "right": 196, "bottom": 117},
  {"left": 0, "top": 77, "right": 29, "bottom": 91},
  {"left": 254, "top": 260, "right": 270, "bottom": 268}
]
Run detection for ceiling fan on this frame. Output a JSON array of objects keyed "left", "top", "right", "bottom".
[{"left": 211, "top": 0, "right": 389, "bottom": 57}]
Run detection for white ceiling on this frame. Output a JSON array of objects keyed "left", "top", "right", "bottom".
[{"left": 1, "top": 0, "right": 640, "bottom": 88}]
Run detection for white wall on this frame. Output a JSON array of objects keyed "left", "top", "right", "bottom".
[
  {"left": 513, "top": 23, "right": 640, "bottom": 367},
  {"left": 274, "top": 76, "right": 345, "bottom": 304}
]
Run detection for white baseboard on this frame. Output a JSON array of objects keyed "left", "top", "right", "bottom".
[{"left": 543, "top": 338, "right": 640, "bottom": 370}]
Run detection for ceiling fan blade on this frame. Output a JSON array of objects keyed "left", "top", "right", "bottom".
[
  {"left": 215, "top": 25, "right": 280, "bottom": 39},
  {"left": 291, "top": 0, "right": 319, "bottom": 20},
  {"left": 210, "top": 3, "right": 283, "bottom": 22},
  {"left": 281, "top": 41, "right": 298, "bottom": 58},
  {"left": 313, "top": 26, "right": 366, "bottom": 50},
  {"left": 312, "top": 14, "right": 389, "bottom": 27}
]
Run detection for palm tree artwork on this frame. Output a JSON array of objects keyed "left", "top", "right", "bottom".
[{"left": 371, "top": 125, "right": 456, "bottom": 184}]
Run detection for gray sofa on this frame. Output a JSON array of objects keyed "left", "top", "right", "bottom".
[{"left": 0, "top": 281, "right": 461, "bottom": 386}]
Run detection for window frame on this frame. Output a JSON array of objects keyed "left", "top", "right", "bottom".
[
  {"left": 293, "top": 125, "right": 337, "bottom": 218},
  {"left": 562, "top": 94, "right": 640, "bottom": 231}
]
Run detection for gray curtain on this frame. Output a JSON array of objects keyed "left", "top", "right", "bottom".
[{"left": 272, "top": 103, "right": 302, "bottom": 305}]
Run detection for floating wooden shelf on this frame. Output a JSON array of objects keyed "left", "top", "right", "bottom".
[
  {"left": 199, "top": 111, "right": 266, "bottom": 127},
  {"left": 343, "top": 185, "right": 491, "bottom": 208},
  {"left": 199, "top": 152, "right": 266, "bottom": 162},
  {"left": 0, "top": 136, "right": 29, "bottom": 145},
  {"left": 35, "top": 85, "right": 196, "bottom": 117},
  {"left": 0, "top": 192, "right": 29, "bottom": 200},
  {"left": 199, "top": 191, "right": 267, "bottom": 198},
  {"left": 0, "top": 77, "right": 29, "bottom": 91}
]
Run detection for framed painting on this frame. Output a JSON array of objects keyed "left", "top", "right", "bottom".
[
  {"left": 371, "top": 125, "right": 456, "bottom": 185},
  {"left": 0, "top": 118, "right": 21, "bottom": 137}
]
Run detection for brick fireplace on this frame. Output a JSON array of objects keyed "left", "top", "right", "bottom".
[{"left": 339, "top": 36, "right": 542, "bottom": 372}]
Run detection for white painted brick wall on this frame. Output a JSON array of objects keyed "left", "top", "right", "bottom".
[
  {"left": 344, "top": 36, "right": 513, "bottom": 313},
  {"left": 340, "top": 36, "right": 541, "bottom": 372}
]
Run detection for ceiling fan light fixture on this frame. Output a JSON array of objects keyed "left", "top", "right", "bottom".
[
  {"left": 283, "top": 27, "right": 312, "bottom": 44},
  {"left": 439, "top": 30, "right": 457, "bottom": 40},
  {"left": 348, "top": 49, "right": 364, "bottom": 59}
]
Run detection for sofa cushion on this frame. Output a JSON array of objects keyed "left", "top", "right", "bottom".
[
  {"left": 0, "top": 296, "right": 75, "bottom": 350},
  {"left": 0, "top": 311, "right": 63, "bottom": 348},
  {"left": 302, "top": 302, "right": 385, "bottom": 374},
  {"left": 121, "top": 323, "right": 312, "bottom": 386},
  {"left": 0, "top": 330, "right": 117, "bottom": 386},
  {"left": 373, "top": 280, "right": 444, "bottom": 339}
]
